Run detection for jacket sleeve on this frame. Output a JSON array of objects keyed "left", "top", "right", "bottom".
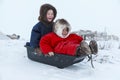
[
  {"left": 78, "top": 35, "right": 83, "bottom": 42},
  {"left": 39, "top": 34, "right": 53, "bottom": 54},
  {"left": 73, "top": 34, "right": 83, "bottom": 42},
  {"left": 30, "top": 24, "right": 41, "bottom": 48}
]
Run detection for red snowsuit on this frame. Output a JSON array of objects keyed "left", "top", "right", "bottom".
[{"left": 40, "top": 32, "right": 83, "bottom": 56}]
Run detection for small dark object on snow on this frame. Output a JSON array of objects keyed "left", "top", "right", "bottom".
[
  {"left": 24, "top": 42, "right": 86, "bottom": 68},
  {"left": 7, "top": 34, "right": 20, "bottom": 39}
]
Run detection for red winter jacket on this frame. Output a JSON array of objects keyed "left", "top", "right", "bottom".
[{"left": 40, "top": 32, "right": 83, "bottom": 56}]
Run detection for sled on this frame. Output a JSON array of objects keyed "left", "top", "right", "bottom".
[{"left": 24, "top": 42, "right": 86, "bottom": 68}]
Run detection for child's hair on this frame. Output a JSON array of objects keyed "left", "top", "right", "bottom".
[
  {"left": 38, "top": 4, "right": 57, "bottom": 22},
  {"left": 53, "top": 19, "right": 71, "bottom": 38}
]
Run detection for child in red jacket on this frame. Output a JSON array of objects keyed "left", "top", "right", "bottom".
[{"left": 40, "top": 19, "right": 98, "bottom": 56}]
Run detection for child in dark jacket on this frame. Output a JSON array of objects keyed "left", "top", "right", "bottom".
[
  {"left": 30, "top": 4, "right": 57, "bottom": 54},
  {"left": 40, "top": 19, "right": 98, "bottom": 56}
]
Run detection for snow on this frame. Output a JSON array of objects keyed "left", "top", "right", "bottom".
[
  {"left": 0, "top": 38, "right": 120, "bottom": 80},
  {"left": 0, "top": 32, "right": 10, "bottom": 40}
]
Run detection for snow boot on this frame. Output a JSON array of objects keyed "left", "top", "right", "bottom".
[
  {"left": 34, "top": 47, "right": 42, "bottom": 56},
  {"left": 89, "top": 40, "right": 98, "bottom": 55},
  {"left": 76, "top": 41, "right": 95, "bottom": 68},
  {"left": 76, "top": 41, "right": 91, "bottom": 56}
]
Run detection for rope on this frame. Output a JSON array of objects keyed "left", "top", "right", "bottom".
[
  {"left": 87, "top": 54, "right": 95, "bottom": 68},
  {"left": 88, "top": 45, "right": 95, "bottom": 68}
]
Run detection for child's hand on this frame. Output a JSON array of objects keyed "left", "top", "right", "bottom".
[{"left": 48, "top": 52, "right": 54, "bottom": 56}]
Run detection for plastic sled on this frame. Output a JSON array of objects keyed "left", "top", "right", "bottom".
[{"left": 24, "top": 42, "right": 86, "bottom": 68}]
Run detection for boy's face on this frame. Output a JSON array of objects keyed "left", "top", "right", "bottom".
[
  {"left": 62, "top": 27, "right": 68, "bottom": 37},
  {"left": 46, "top": 9, "right": 54, "bottom": 22}
]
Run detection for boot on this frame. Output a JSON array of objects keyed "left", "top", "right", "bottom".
[
  {"left": 89, "top": 40, "right": 98, "bottom": 55},
  {"left": 76, "top": 41, "right": 95, "bottom": 68},
  {"left": 76, "top": 41, "right": 91, "bottom": 56},
  {"left": 35, "top": 47, "right": 42, "bottom": 56}
]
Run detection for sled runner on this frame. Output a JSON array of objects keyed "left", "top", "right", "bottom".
[{"left": 25, "top": 42, "right": 86, "bottom": 68}]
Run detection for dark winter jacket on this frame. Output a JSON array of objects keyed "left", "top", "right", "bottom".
[{"left": 30, "top": 22, "right": 53, "bottom": 48}]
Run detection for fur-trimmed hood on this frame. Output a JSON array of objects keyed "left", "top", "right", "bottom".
[
  {"left": 38, "top": 4, "right": 57, "bottom": 25},
  {"left": 53, "top": 19, "right": 71, "bottom": 38}
]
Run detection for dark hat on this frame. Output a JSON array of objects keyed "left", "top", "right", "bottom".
[{"left": 38, "top": 4, "right": 57, "bottom": 23}]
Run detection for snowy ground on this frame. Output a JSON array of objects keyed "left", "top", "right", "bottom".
[{"left": 0, "top": 39, "right": 120, "bottom": 80}]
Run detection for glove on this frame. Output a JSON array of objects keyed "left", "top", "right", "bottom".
[{"left": 48, "top": 52, "right": 54, "bottom": 56}]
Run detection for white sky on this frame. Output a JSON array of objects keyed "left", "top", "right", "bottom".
[{"left": 0, "top": 0, "right": 120, "bottom": 39}]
